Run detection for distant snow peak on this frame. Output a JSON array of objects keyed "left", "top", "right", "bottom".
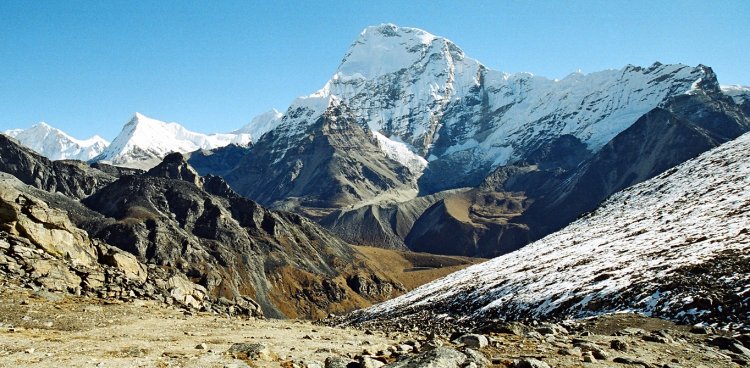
[
  {"left": 234, "top": 109, "right": 283, "bottom": 142},
  {"left": 3, "top": 122, "right": 109, "bottom": 161},
  {"left": 93, "top": 112, "right": 251, "bottom": 169},
  {"left": 722, "top": 84, "right": 750, "bottom": 105}
]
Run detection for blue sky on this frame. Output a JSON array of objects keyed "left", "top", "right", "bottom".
[{"left": 1, "top": 0, "right": 748, "bottom": 140}]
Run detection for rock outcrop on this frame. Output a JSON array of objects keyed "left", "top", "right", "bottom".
[
  {"left": 208, "top": 98, "right": 419, "bottom": 219},
  {"left": 83, "top": 152, "right": 405, "bottom": 318}
]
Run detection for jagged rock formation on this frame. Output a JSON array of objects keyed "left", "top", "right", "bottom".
[
  {"left": 0, "top": 172, "right": 230, "bottom": 314},
  {"left": 348, "top": 131, "right": 750, "bottom": 329},
  {"left": 0, "top": 134, "right": 116, "bottom": 199},
  {"left": 184, "top": 24, "right": 748, "bottom": 258},
  {"left": 0, "top": 136, "right": 407, "bottom": 318},
  {"left": 82, "top": 152, "right": 405, "bottom": 318}
]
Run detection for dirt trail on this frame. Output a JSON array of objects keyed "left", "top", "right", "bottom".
[{"left": 0, "top": 285, "right": 398, "bottom": 368}]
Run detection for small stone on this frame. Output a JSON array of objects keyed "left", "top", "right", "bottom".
[
  {"left": 195, "top": 343, "right": 208, "bottom": 350},
  {"left": 25, "top": 348, "right": 35, "bottom": 354},
  {"left": 324, "top": 356, "right": 354, "bottom": 368},
  {"left": 610, "top": 339, "right": 629, "bottom": 352},
  {"left": 616, "top": 328, "right": 647, "bottom": 336},
  {"left": 689, "top": 325, "right": 713, "bottom": 334},
  {"left": 359, "top": 356, "right": 385, "bottom": 368},
  {"left": 582, "top": 351, "right": 596, "bottom": 363},
  {"left": 558, "top": 347, "right": 581, "bottom": 357},
  {"left": 511, "top": 358, "right": 551, "bottom": 368},
  {"left": 227, "top": 343, "right": 274, "bottom": 361},
  {"left": 397, "top": 344, "right": 414, "bottom": 353}
]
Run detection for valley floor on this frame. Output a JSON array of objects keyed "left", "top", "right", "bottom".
[{"left": 0, "top": 284, "right": 745, "bottom": 368}]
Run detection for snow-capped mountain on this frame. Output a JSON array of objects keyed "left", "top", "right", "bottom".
[
  {"left": 189, "top": 23, "right": 747, "bottom": 241},
  {"left": 351, "top": 131, "right": 750, "bottom": 327},
  {"left": 722, "top": 84, "right": 750, "bottom": 104},
  {"left": 93, "top": 113, "right": 251, "bottom": 169},
  {"left": 233, "top": 109, "right": 283, "bottom": 143},
  {"left": 321, "top": 24, "right": 716, "bottom": 190},
  {"left": 3, "top": 122, "right": 109, "bottom": 161}
]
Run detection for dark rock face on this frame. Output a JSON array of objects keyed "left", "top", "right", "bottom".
[
  {"left": 82, "top": 155, "right": 404, "bottom": 318},
  {"left": 194, "top": 103, "right": 417, "bottom": 219},
  {"left": 0, "top": 134, "right": 116, "bottom": 199},
  {"left": 319, "top": 191, "right": 452, "bottom": 249},
  {"left": 405, "top": 190, "right": 532, "bottom": 257},
  {"left": 187, "top": 143, "right": 251, "bottom": 179},
  {"left": 0, "top": 136, "right": 404, "bottom": 318},
  {"left": 0, "top": 173, "right": 240, "bottom": 314}
]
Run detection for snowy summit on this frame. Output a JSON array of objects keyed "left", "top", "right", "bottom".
[{"left": 4, "top": 122, "right": 109, "bottom": 161}]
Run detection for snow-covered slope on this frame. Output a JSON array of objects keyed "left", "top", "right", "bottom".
[
  {"left": 94, "top": 113, "right": 251, "bottom": 169},
  {"left": 352, "top": 131, "right": 750, "bottom": 327},
  {"left": 372, "top": 131, "right": 427, "bottom": 176},
  {"left": 4, "top": 122, "right": 109, "bottom": 161},
  {"left": 233, "top": 108, "right": 283, "bottom": 143},
  {"left": 318, "top": 24, "right": 717, "bottom": 190}
]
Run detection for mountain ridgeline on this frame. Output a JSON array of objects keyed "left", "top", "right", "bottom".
[
  {"left": 187, "top": 25, "right": 750, "bottom": 257},
  {"left": 5, "top": 24, "right": 750, "bottom": 261}
]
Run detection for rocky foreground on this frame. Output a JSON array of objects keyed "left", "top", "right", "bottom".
[{"left": 0, "top": 284, "right": 747, "bottom": 368}]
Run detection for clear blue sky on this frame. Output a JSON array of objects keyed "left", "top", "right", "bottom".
[{"left": 1, "top": 0, "right": 748, "bottom": 140}]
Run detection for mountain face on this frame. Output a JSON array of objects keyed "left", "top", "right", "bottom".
[
  {"left": 198, "top": 95, "right": 421, "bottom": 219},
  {"left": 0, "top": 134, "right": 117, "bottom": 199},
  {"left": 348, "top": 131, "right": 750, "bottom": 330},
  {"left": 325, "top": 24, "right": 713, "bottom": 191},
  {"left": 81, "top": 152, "right": 405, "bottom": 318},
  {"left": 309, "top": 75, "right": 749, "bottom": 257},
  {"left": 93, "top": 113, "right": 252, "bottom": 170},
  {"left": 4, "top": 122, "right": 108, "bottom": 161},
  {"left": 401, "top": 84, "right": 750, "bottom": 257},
  {"left": 184, "top": 24, "right": 749, "bottom": 258}
]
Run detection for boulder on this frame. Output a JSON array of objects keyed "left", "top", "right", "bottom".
[
  {"left": 455, "top": 334, "right": 489, "bottom": 349},
  {"left": 385, "top": 346, "right": 467, "bottom": 367},
  {"left": 100, "top": 249, "right": 148, "bottom": 283}
]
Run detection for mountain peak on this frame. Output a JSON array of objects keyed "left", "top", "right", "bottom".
[
  {"left": 233, "top": 108, "right": 284, "bottom": 142},
  {"left": 94, "top": 114, "right": 252, "bottom": 169},
  {"left": 3, "top": 122, "right": 109, "bottom": 161},
  {"left": 337, "top": 24, "right": 462, "bottom": 80}
]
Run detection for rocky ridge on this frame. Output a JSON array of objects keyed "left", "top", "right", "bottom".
[
  {"left": 208, "top": 97, "right": 420, "bottom": 219},
  {"left": 0, "top": 135, "right": 414, "bottom": 319}
]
